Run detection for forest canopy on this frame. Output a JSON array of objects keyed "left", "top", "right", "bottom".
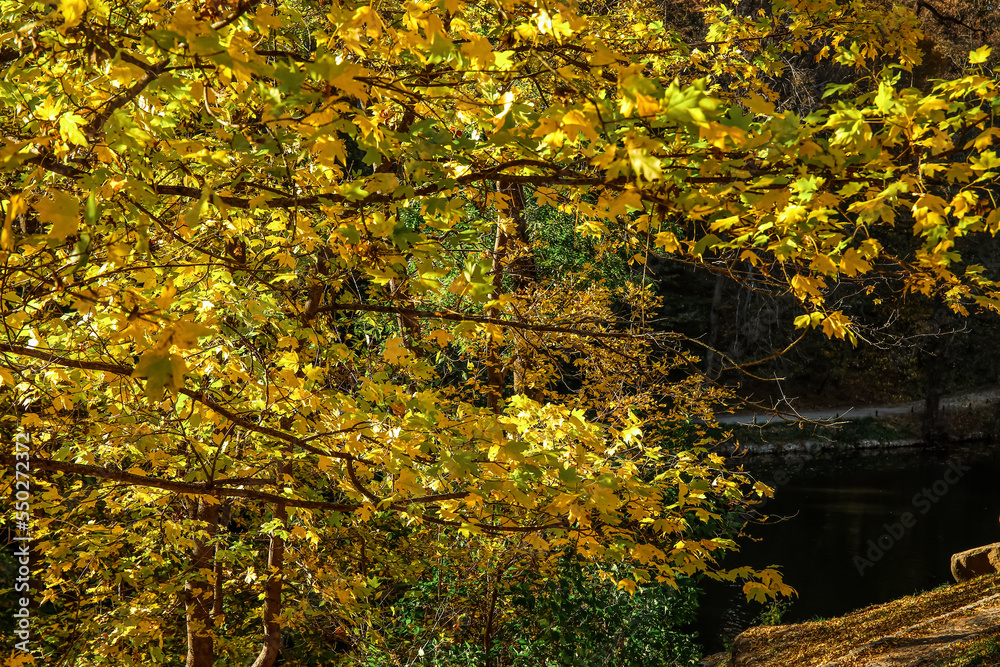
[{"left": 1, "top": 0, "right": 999, "bottom": 664}]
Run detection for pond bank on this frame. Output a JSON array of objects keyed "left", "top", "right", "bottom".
[
  {"left": 712, "top": 387, "right": 1000, "bottom": 456},
  {"left": 694, "top": 436, "right": 1000, "bottom": 656},
  {"left": 717, "top": 387, "right": 1000, "bottom": 427},
  {"left": 701, "top": 573, "right": 1000, "bottom": 667}
]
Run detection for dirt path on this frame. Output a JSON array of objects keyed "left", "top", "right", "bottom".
[{"left": 716, "top": 387, "right": 1000, "bottom": 426}]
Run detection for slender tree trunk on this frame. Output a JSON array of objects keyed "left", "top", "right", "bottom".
[
  {"left": 250, "top": 502, "right": 287, "bottom": 667},
  {"left": 251, "top": 462, "right": 290, "bottom": 667},
  {"left": 389, "top": 277, "right": 421, "bottom": 351},
  {"left": 212, "top": 501, "right": 229, "bottom": 625},
  {"left": 185, "top": 498, "right": 219, "bottom": 667},
  {"left": 704, "top": 273, "right": 725, "bottom": 378},
  {"left": 483, "top": 581, "right": 500, "bottom": 667},
  {"left": 486, "top": 197, "right": 512, "bottom": 413},
  {"left": 482, "top": 550, "right": 520, "bottom": 667},
  {"left": 487, "top": 183, "right": 536, "bottom": 410},
  {"left": 212, "top": 551, "right": 224, "bottom": 620},
  {"left": 922, "top": 302, "right": 953, "bottom": 443},
  {"left": 502, "top": 183, "right": 535, "bottom": 291}
]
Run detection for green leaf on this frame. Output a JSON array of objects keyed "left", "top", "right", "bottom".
[
  {"left": 691, "top": 234, "right": 722, "bottom": 257},
  {"left": 132, "top": 351, "right": 186, "bottom": 400},
  {"left": 84, "top": 192, "right": 99, "bottom": 225}
]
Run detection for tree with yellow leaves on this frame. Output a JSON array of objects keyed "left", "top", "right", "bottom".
[{"left": 2, "top": 0, "right": 999, "bottom": 663}]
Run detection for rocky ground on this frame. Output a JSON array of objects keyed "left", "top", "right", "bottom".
[
  {"left": 717, "top": 387, "right": 1000, "bottom": 426},
  {"left": 701, "top": 573, "right": 1000, "bottom": 666}
]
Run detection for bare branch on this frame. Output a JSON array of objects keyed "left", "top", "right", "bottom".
[{"left": 318, "top": 302, "right": 652, "bottom": 340}]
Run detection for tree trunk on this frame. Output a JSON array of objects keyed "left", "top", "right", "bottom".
[
  {"left": 389, "top": 277, "right": 422, "bottom": 351},
  {"left": 486, "top": 196, "right": 511, "bottom": 413},
  {"left": 501, "top": 183, "right": 535, "bottom": 291},
  {"left": 483, "top": 580, "right": 500, "bottom": 667},
  {"left": 488, "top": 183, "right": 537, "bottom": 410},
  {"left": 212, "top": 501, "right": 230, "bottom": 625},
  {"left": 482, "top": 550, "right": 519, "bottom": 667},
  {"left": 704, "top": 273, "right": 725, "bottom": 378},
  {"left": 922, "top": 302, "right": 952, "bottom": 443},
  {"left": 185, "top": 498, "right": 219, "bottom": 667},
  {"left": 251, "top": 463, "right": 289, "bottom": 667}
]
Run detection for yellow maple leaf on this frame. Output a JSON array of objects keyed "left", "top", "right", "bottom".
[
  {"left": 966, "top": 127, "right": 1000, "bottom": 152},
  {"left": 970, "top": 45, "right": 992, "bottom": 65},
  {"left": 840, "top": 247, "right": 872, "bottom": 276},
  {"left": 167, "top": 318, "right": 214, "bottom": 349},
  {"left": 2, "top": 193, "right": 26, "bottom": 249},
  {"left": 811, "top": 253, "right": 838, "bottom": 275},
  {"left": 461, "top": 34, "right": 494, "bottom": 67},
  {"left": 820, "top": 310, "right": 853, "bottom": 342},
  {"left": 168, "top": 6, "right": 207, "bottom": 40},
  {"left": 617, "top": 578, "right": 638, "bottom": 594},
  {"left": 655, "top": 231, "right": 680, "bottom": 253},
  {"left": 383, "top": 336, "right": 410, "bottom": 364},
  {"left": 631, "top": 543, "right": 665, "bottom": 564},
  {"left": 59, "top": 114, "right": 88, "bottom": 147},
  {"left": 254, "top": 5, "right": 282, "bottom": 36},
  {"left": 428, "top": 328, "right": 453, "bottom": 346},
  {"left": 59, "top": 0, "right": 88, "bottom": 29},
  {"left": 744, "top": 92, "right": 775, "bottom": 116},
  {"left": 35, "top": 191, "right": 80, "bottom": 240},
  {"left": 626, "top": 143, "right": 662, "bottom": 182},
  {"left": 132, "top": 350, "right": 188, "bottom": 400},
  {"left": 793, "top": 312, "right": 824, "bottom": 329},
  {"left": 790, "top": 274, "right": 825, "bottom": 302}
]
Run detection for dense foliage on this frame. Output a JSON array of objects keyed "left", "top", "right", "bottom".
[
  {"left": 356, "top": 554, "right": 701, "bottom": 667},
  {"left": 2, "top": 0, "right": 999, "bottom": 664}
]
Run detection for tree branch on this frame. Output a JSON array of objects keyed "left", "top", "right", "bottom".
[
  {"left": 0, "top": 342, "right": 364, "bottom": 462},
  {"left": 18, "top": 149, "right": 879, "bottom": 215},
  {"left": 344, "top": 459, "right": 564, "bottom": 534},
  {"left": 0, "top": 455, "right": 359, "bottom": 511},
  {"left": 317, "top": 302, "right": 649, "bottom": 340},
  {"left": 85, "top": 60, "right": 169, "bottom": 134},
  {"left": 212, "top": 0, "right": 262, "bottom": 31}
]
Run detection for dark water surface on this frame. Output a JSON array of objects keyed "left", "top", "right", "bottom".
[{"left": 694, "top": 442, "right": 1000, "bottom": 653}]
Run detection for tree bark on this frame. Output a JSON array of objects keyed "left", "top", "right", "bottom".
[
  {"left": 487, "top": 183, "right": 536, "bottom": 410},
  {"left": 250, "top": 503, "right": 287, "bottom": 667},
  {"left": 212, "top": 501, "right": 230, "bottom": 625},
  {"left": 483, "top": 579, "right": 500, "bottom": 667},
  {"left": 251, "top": 462, "right": 290, "bottom": 667},
  {"left": 704, "top": 273, "right": 726, "bottom": 378},
  {"left": 922, "top": 302, "right": 953, "bottom": 443},
  {"left": 185, "top": 498, "right": 219, "bottom": 667},
  {"left": 389, "top": 277, "right": 422, "bottom": 351},
  {"left": 486, "top": 199, "right": 511, "bottom": 413},
  {"left": 482, "top": 550, "right": 520, "bottom": 667},
  {"left": 501, "top": 183, "right": 535, "bottom": 291}
]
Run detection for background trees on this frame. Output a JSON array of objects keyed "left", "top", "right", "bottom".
[{"left": 1, "top": 0, "right": 999, "bottom": 664}]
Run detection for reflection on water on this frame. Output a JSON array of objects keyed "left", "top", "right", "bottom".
[{"left": 693, "top": 442, "right": 1000, "bottom": 653}]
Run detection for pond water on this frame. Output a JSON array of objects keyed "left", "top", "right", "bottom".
[{"left": 693, "top": 441, "right": 1000, "bottom": 653}]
